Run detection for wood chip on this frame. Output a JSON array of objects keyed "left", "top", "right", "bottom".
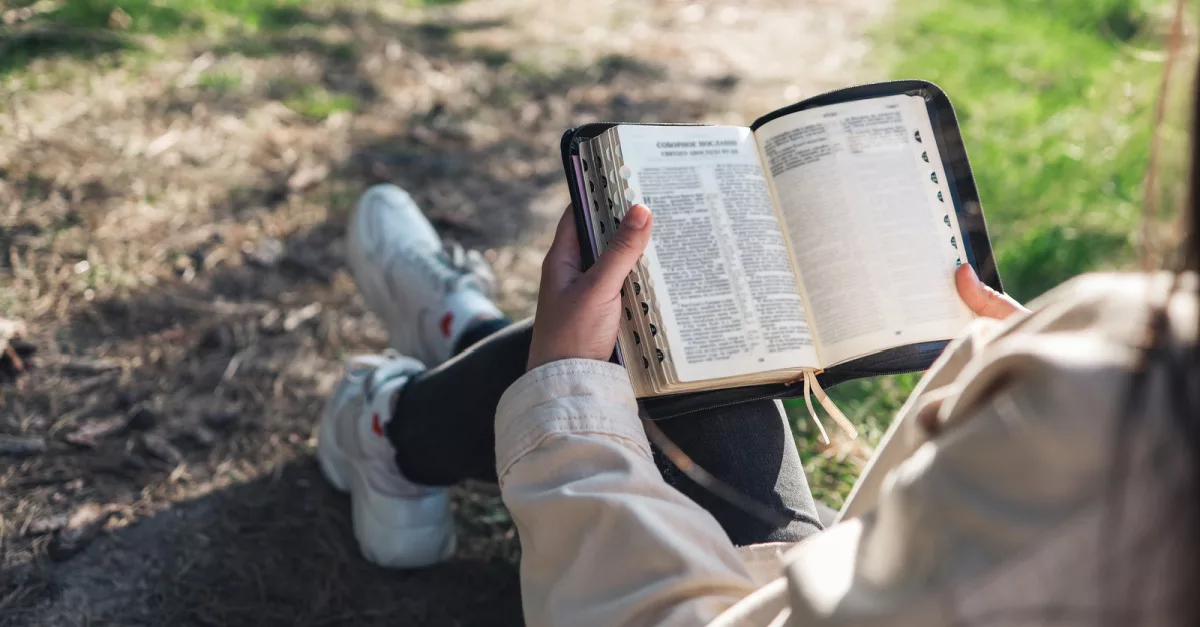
[
  {"left": 26, "top": 513, "right": 69, "bottom": 536},
  {"left": 0, "top": 435, "right": 46, "bottom": 457},
  {"left": 65, "top": 415, "right": 130, "bottom": 448},
  {"left": 61, "top": 358, "right": 122, "bottom": 375},
  {"left": 286, "top": 163, "right": 329, "bottom": 191},
  {"left": 48, "top": 503, "right": 118, "bottom": 562},
  {"left": 283, "top": 303, "right": 322, "bottom": 332},
  {"left": 140, "top": 433, "right": 182, "bottom": 466},
  {"left": 72, "top": 371, "right": 120, "bottom": 396},
  {"left": 259, "top": 308, "right": 282, "bottom": 333},
  {"left": 241, "top": 237, "right": 284, "bottom": 268},
  {"left": 186, "top": 425, "right": 218, "bottom": 449},
  {"left": 410, "top": 125, "right": 439, "bottom": 145}
]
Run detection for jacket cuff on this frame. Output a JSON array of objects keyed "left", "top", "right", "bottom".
[{"left": 495, "top": 358, "right": 650, "bottom": 484}]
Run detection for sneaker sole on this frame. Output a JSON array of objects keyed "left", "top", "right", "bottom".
[{"left": 317, "top": 416, "right": 456, "bottom": 569}]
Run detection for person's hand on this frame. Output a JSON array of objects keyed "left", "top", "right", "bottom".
[
  {"left": 955, "top": 264, "right": 1028, "bottom": 320},
  {"left": 527, "top": 204, "right": 653, "bottom": 371}
]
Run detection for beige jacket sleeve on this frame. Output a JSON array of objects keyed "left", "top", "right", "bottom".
[
  {"left": 495, "top": 359, "right": 758, "bottom": 627},
  {"left": 782, "top": 273, "right": 1189, "bottom": 625}
]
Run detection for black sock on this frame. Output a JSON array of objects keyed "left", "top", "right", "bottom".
[{"left": 388, "top": 315, "right": 520, "bottom": 486}]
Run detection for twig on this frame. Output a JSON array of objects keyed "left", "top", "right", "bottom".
[
  {"left": 60, "top": 358, "right": 122, "bottom": 376},
  {"left": 3, "top": 344, "right": 24, "bottom": 373},
  {"left": 214, "top": 348, "right": 254, "bottom": 397},
  {"left": 71, "top": 371, "right": 120, "bottom": 396},
  {"left": 0, "top": 435, "right": 44, "bottom": 457},
  {"left": 1140, "top": 0, "right": 1188, "bottom": 270}
]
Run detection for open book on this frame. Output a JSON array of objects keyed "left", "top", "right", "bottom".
[{"left": 561, "top": 81, "right": 1001, "bottom": 405}]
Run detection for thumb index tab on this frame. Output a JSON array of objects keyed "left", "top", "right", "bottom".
[{"left": 587, "top": 204, "right": 653, "bottom": 294}]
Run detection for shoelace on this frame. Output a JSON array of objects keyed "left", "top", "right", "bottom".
[
  {"left": 379, "top": 239, "right": 495, "bottom": 300},
  {"left": 439, "top": 241, "right": 495, "bottom": 296},
  {"left": 355, "top": 350, "right": 416, "bottom": 404},
  {"left": 802, "top": 370, "right": 859, "bottom": 444}
]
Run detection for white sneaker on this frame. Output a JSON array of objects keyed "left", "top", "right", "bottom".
[
  {"left": 317, "top": 353, "right": 456, "bottom": 568},
  {"left": 346, "top": 184, "right": 500, "bottom": 368}
]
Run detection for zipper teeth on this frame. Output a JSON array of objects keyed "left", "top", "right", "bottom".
[
  {"left": 933, "top": 94, "right": 1003, "bottom": 294},
  {"left": 579, "top": 81, "right": 928, "bottom": 133},
  {"left": 645, "top": 393, "right": 778, "bottom": 421},
  {"left": 644, "top": 367, "right": 918, "bottom": 421},
  {"left": 748, "top": 79, "right": 927, "bottom": 130}
]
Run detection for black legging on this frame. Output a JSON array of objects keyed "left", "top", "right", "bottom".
[{"left": 387, "top": 318, "right": 822, "bottom": 546}]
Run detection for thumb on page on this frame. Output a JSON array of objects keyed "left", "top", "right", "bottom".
[{"left": 585, "top": 204, "right": 653, "bottom": 296}]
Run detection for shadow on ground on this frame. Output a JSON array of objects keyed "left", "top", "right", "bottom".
[{"left": 3, "top": 461, "right": 523, "bottom": 627}]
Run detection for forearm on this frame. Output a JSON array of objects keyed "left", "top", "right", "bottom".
[{"left": 496, "top": 360, "right": 756, "bottom": 627}]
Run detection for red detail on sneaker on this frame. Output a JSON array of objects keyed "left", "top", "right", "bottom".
[
  {"left": 371, "top": 413, "right": 385, "bottom": 437},
  {"left": 439, "top": 312, "right": 454, "bottom": 338}
]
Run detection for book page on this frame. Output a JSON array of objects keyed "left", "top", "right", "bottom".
[
  {"left": 756, "top": 94, "right": 972, "bottom": 367},
  {"left": 615, "top": 125, "right": 819, "bottom": 382}
]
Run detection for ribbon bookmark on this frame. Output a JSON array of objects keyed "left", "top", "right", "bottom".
[{"left": 802, "top": 370, "right": 859, "bottom": 444}]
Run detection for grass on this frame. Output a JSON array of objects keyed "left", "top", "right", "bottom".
[
  {"left": 197, "top": 68, "right": 243, "bottom": 92},
  {"left": 0, "top": 0, "right": 307, "bottom": 75},
  {"left": 892, "top": 0, "right": 1169, "bottom": 303},
  {"left": 282, "top": 85, "right": 358, "bottom": 119},
  {"left": 38, "top": 0, "right": 308, "bottom": 35},
  {"left": 792, "top": 0, "right": 1180, "bottom": 508}
]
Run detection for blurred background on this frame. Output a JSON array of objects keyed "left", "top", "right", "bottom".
[{"left": 0, "top": 0, "right": 1192, "bottom": 624}]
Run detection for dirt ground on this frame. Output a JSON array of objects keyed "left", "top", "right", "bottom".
[{"left": 0, "top": 0, "right": 889, "bottom": 624}]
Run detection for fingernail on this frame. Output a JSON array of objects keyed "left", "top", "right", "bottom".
[{"left": 625, "top": 204, "right": 650, "bottom": 229}]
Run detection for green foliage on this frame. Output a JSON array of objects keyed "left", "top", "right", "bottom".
[
  {"left": 800, "top": 0, "right": 1172, "bottom": 503},
  {"left": 43, "top": 0, "right": 307, "bottom": 34},
  {"left": 0, "top": 0, "right": 307, "bottom": 74},
  {"left": 787, "top": 373, "right": 921, "bottom": 507},
  {"left": 282, "top": 85, "right": 358, "bottom": 120},
  {"left": 889, "top": 0, "right": 1162, "bottom": 302},
  {"left": 197, "top": 68, "right": 243, "bottom": 92}
]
